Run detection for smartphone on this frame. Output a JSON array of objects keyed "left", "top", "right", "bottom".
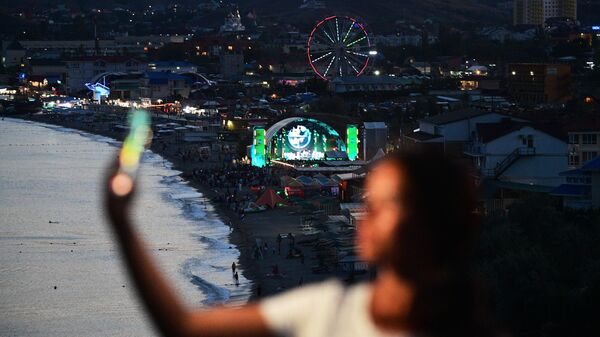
[{"left": 111, "top": 110, "right": 151, "bottom": 196}]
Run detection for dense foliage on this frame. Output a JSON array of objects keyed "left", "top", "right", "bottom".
[{"left": 477, "top": 197, "right": 600, "bottom": 337}]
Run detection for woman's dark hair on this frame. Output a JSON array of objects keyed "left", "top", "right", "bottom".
[{"left": 376, "top": 151, "right": 493, "bottom": 337}]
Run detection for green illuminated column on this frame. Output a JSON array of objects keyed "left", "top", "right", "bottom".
[
  {"left": 252, "top": 127, "right": 266, "bottom": 167},
  {"left": 347, "top": 124, "right": 358, "bottom": 161},
  {"left": 275, "top": 134, "right": 283, "bottom": 159}
]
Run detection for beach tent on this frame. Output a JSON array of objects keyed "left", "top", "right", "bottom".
[
  {"left": 296, "top": 175, "right": 321, "bottom": 187},
  {"left": 280, "top": 175, "right": 294, "bottom": 186},
  {"left": 314, "top": 175, "right": 337, "bottom": 187},
  {"left": 256, "top": 188, "right": 289, "bottom": 208},
  {"left": 281, "top": 176, "right": 304, "bottom": 187}
]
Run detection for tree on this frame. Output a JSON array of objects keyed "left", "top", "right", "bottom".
[{"left": 477, "top": 196, "right": 600, "bottom": 337}]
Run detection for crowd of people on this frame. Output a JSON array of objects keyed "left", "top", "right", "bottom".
[{"left": 192, "top": 164, "right": 283, "bottom": 190}]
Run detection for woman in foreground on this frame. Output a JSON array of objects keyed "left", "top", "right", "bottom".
[{"left": 106, "top": 151, "right": 493, "bottom": 337}]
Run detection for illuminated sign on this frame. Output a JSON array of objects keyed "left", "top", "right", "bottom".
[
  {"left": 287, "top": 125, "right": 311, "bottom": 151},
  {"left": 592, "top": 26, "right": 600, "bottom": 31},
  {"left": 346, "top": 124, "right": 358, "bottom": 161},
  {"left": 251, "top": 127, "right": 266, "bottom": 167}
]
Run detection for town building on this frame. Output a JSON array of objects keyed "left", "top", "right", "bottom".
[
  {"left": 507, "top": 63, "right": 571, "bottom": 104},
  {"left": 402, "top": 109, "right": 528, "bottom": 156},
  {"left": 147, "top": 61, "right": 198, "bottom": 73},
  {"left": 65, "top": 56, "right": 147, "bottom": 94},
  {"left": 2, "top": 41, "right": 26, "bottom": 68},
  {"left": 139, "top": 72, "right": 192, "bottom": 100},
  {"left": 464, "top": 119, "right": 568, "bottom": 187},
  {"left": 219, "top": 50, "right": 244, "bottom": 79},
  {"left": 27, "top": 59, "right": 67, "bottom": 89},
  {"left": 513, "top": 0, "right": 577, "bottom": 25},
  {"left": 3, "top": 36, "right": 184, "bottom": 59},
  {"left": 567, "top": 126, "right": 600, "bottom": 169},
  {"left": 219, "top": 10, "right": 245, "bottom": 34},
  {"left": 363, "top": 122, "right": 388, "bottom": 161},
  {"left": 551, "top": 156, "right": 600, "bottom": 209},
  {"left": 329, "top": 76, "right": 425, "bottom": 93}
]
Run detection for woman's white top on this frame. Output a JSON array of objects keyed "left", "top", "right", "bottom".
[{"left": 259, "top": 279, "right": 412, "bottom": 337}]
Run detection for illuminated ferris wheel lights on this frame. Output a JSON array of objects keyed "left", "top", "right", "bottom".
[
  {"left": 307, "top": 15, "right": 372, "bottom": 80},
  {"left": 345, "top": 56, "right": 360, "bottom": 74},
  {"left": 346, "top": 35, "right": 366, "bottom": 47},
  {"left": 348, "top": 50, "right": 369, "bottom": 58},
  {"left": 342, "top": 24, "right": 354, "bottom": 43},
  {"left": 312, "top": 52, "right": 333, "bottom": 63},
  {"left": 324, "top": 56, "right": 336, "bottom": 77}
]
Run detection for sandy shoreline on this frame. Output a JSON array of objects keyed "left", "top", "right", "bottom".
[
  {"left": 2, "top": 112, "right": 263, "bottom": 299},
  {"left": 3, "top": 111, "right": 358, "bottom": 304}
]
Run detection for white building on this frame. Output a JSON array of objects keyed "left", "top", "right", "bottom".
[
  {"left": 417, "top": 110, "right": 528, "bottom": 143},
  {"left": 465, "top": 120, "right": 568, "bottom": 187},
  {"left": 567, "top": 128, "right": 599, "bottom": 168},
  {"left": 65, "top": 56, "right": 147, "bottom": 93},
  {"left": 220, "top": 10, "right": 245, "bottom": 34}
]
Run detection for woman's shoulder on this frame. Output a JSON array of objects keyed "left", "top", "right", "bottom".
[
  {"left": 258, "top": 279, "right": 372, "bottom": 336},
  {"left": 260, "top": 279, "right": 347, "bottom": 308}
]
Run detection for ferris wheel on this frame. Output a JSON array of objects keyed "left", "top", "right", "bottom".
[{"left": 307, "top": 15, "right": 372, "bottom": 80}]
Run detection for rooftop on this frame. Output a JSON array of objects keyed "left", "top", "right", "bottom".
[
  {"left": 421, "top": 108, "right": 491, "bottom": 125},
  {"left": 66, "top": 56, "right": 142, "bottom": 63},
  {"left": 477, "top": 120, "right": 529, "bottom": 143},
  {"left": 149, "top": 61, "right": 197, "bottom": 68},
  {"left": 363, "top": 122, "right": 387, "bottom": 129},
  {"left": 404, "top": 130, "right": 443, "bottom": 141},
  {"left": 145, "top": 71, "right": 192, "bottom": 85}
]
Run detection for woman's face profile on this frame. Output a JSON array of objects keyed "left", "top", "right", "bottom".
[{"left": 357, "top": 161, "right": 407, "bottom": 265}]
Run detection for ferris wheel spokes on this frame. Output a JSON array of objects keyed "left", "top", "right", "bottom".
[
  {"left": 307, "top": 15, "right": 371, "bottom": 80},
  {"left": 311, "top": 52, "right": 334, "bottom": 63},
  {"left": 323, "top": 56, "right": 336, "bottom": 77}
]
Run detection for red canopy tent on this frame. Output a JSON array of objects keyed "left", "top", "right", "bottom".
[{"left": 255, "top": 188, "right": 289, "bottom": 208}]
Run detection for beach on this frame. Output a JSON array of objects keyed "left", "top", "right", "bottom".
[
  {"left": 0, "top": 117, "right": 252, "bottom": 336},
  {"left": 1, "top": 110, "right": 363, "bottom": 336},
  {"left": 10, "top": 110, "right": 363, "bottom": 296}
]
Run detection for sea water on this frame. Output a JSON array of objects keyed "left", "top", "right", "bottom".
[{"left": 0, "top": 117, "right": 250, "bottom": 336}]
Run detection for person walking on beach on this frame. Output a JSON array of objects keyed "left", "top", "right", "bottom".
[
  {"left": 234, "top": 272, "right": 239, "bottom": 286},
  {"left": 105, "top": 151, "right": 494, "bottom": 337},
  {"left": 231, "top": 262, "right": 236, "bottom": 274}
]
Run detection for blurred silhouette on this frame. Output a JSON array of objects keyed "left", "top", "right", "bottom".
[{"left": 105, "top": 151, "right": 494, "bottom": 337}]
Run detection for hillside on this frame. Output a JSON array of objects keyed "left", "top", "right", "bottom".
[{"left": 236, "top": 0, "right": 510, "bottom": 31}]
